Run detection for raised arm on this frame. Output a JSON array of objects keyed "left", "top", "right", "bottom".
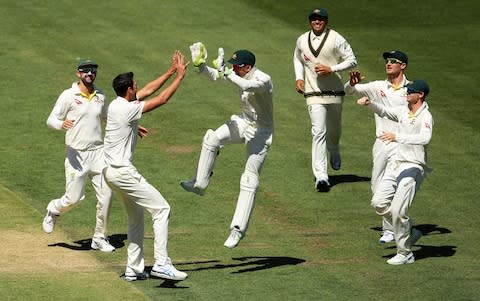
[
  {"left": 142, "top": 51, "right": 189, "bottom": 113},
  {"left": 136, "top": 52, "right": 177, "bottom": 101}
]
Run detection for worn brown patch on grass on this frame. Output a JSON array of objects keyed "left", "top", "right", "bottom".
[{"left": 1, "top": 230, "right": 103, "bottom": 274}]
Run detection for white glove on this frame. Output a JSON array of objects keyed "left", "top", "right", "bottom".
[
  {"left": 212, "top": 47, "right": 232, "bottom": 78},
  {"left": 244, "top": 124, "right": 257, "bottom": 143},
  {"left": 189, "top": 42, "right": 207, "bottom": 67}
]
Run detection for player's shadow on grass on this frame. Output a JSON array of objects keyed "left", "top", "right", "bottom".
[
  {"left": 178, "top": 256, "right": 306, "bottom": 274},
  {"left": 371, "top": 224, "right": 451, "bottom": 236},
  {"left": 383, "top": 244, "right": 457, "bottom": 261},
  {"left": 377, "top": 224, "right": 456, "bottom": 261},
  {"left": 329, "top": 174, "right": 370, "bottom": 187},
  {"left": 48, "top": 233, "right": 127, "bottom": 251}
]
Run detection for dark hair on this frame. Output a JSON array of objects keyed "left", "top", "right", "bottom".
[{"left": 112, "top": 72, "right": 134, "bottom": 97}]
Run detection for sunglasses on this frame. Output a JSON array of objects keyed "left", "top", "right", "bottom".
[
  {"left": 78, "top": 67, "right": 97, "bottom": 74},
  {"left": 385, "top": 58, "right": 403, "bottom": 64}
]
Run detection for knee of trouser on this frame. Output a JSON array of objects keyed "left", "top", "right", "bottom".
[
  {"left": 371, "top": 198, "right": 389, "bottom": 216},
  {"left": 203, "top": 129, "right": 221, "bottom": 151},
  {"left": 65, "top": 194, "right": 85, "bottom": 206},
  {"left": 151, "top": 203, "right": 171, "bottom": 220},
  {"left": 240, "top": 170, "right": 259, "bottom": 192},
  {"left": 311, "top": 125, "right": 326, "bottom": 138}
]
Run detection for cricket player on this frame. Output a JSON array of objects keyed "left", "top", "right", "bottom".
[
  {"left": 43, "top": 59, "right": 115, "bottom": 253},
  {"left": 103, "top": 51, "right": 189, "bottom": 281},
  {"left": 293, "top": 8, "right": 357, "bottom": 192},
  {"left": 357, "top": 79, "right": 433, "bottom": 265},
  {"left": 180, "top": 43, "right": 274, "bottom": 249},
  {"left": 345, "top": 50, "right": 409, "bottom": 243}
]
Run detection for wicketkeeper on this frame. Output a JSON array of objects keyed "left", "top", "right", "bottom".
[{"left": 181, "top": 43, "right": 274, "bottom": 249}]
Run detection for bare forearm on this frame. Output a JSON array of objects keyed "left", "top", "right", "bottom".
[
  {"left": 137, "top": 68, "right": 176, "bottom": 100},
  {"left": 142, "top": 74, "right": 185, "bottom": 113}
]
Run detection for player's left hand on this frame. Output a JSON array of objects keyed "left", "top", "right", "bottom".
[
  {"left": 212, "top": 47, "right": 232, "bottom": 79},
  {"left": 357, "top": 96, "right": 370, "bottom": 106},
  {"left": 314, "top": 64, "right": 332, "bottom": 75}
]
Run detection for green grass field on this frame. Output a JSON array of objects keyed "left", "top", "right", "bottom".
[{"left": 0, "top": 0, "right": 479, "bottom": 300}]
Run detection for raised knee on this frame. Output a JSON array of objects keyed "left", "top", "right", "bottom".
[
  {"left": 203, "top": 129, "right": 221, "bottom": 150},
  {"left": 240, "top": 171, "right": 259, "bottom": 192}
]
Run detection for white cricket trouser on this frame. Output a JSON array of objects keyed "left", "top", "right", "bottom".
[
  {"left": 103, "top": 166, "right": 171, "bottom": 273},
  {"left": 307, "top": 103, "right": 342, "bottom": 181},
  {"left": 47, "top": 146, "right": 112, "bottom": 239},
  {"left": 371, "top": 138, "right": 398, "bottom": 234},
  {"left": 371, "top": 161, "right": 424, "bottom": 255},
  {"left": 212, "top": 117, "right": 272, "bottom": 234}
]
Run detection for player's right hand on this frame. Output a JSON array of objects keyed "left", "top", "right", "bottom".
[
  {"left": 62, "top": 119, "right": 74, "bottom": 130},
  {"left": 349, "top": 70, "right": 365, "bottom": 86},
  {"left": 295, "top": 79, "right": 305, "bottom": 95}
]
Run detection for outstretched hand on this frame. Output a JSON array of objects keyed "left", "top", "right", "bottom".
[
  {"left": 349, "top": 70, "right": 365, "bottom": 86},
  {"left": 174, "top": 50, "right": 189, "bottom": 78}
]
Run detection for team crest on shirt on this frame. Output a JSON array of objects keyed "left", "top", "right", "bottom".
[
  {"left": 380, "top": 90, "right": 386, "bottom": 97},
  {"left": 74, "top": 98, "right": 83, "bottom": 105}
]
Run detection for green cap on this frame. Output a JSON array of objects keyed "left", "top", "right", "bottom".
[
  {"left": 77, "top": 59, "right": 98, "bottom": 69},
  {"left": 406, "top": 79, "right": 430, "bottom": 96},
  {"left": 227, "top": 50, "right": 256, "bottom": 66},
  {"left": 309, "top": 8, "right": 328, "bottom": 20},
  {"left": 382, "top": 50, "right": 408, "bottom": 65}
]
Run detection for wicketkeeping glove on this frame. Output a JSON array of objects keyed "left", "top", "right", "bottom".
[
  {"left": 189, "top": 42, "right": 207, "bottom": 68},
  {"left": 212, "top": 47, "right": 232, "bottom": 79}
]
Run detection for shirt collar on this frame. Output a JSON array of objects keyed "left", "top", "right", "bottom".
[
  {"left": 310, "top": 29, "right": 327, "bottom": 39},
  {"left": 386, "top": 75, "right": 408, "bottom": 90},
  {"left": 72, "top": 82, "right": 98, "bottom": 101}
]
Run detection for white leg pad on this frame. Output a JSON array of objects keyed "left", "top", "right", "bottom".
[
  {"left": 230, "top": 171, "right": 259, "bottom": 233},
  {"left": 195, "top": 129, "right": 220, "bottom": 189}
]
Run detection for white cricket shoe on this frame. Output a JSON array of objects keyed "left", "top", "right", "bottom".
[
  {"left": 151, "top": 262, "right": 188, "bottom": 281},
  {"left": 124, "top": 267, "right": 149, "bottom": 281},
  {"left": 180, "top": 179, "right": 205, "bottom": 196},
  {"left": 224, "top": 227, "right": 243, "bottom": 249},
  {"left": 379, "top": 231, "right": 395, "bottom": 243},
  {"left": 42, "top": 211, "right": 59, "bottom": 234},
  {"left": 91, "top": 237, "right": 116, "bottom": 252},
  {"left": 386, "top": 252, "right": 415, "bottom": 265}
]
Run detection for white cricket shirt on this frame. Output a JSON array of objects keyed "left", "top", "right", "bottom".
[
  {"left": 103, "top": 96, "right": 144, "bottom": 167},
  {"left": 46, "top": 82, "right": 107, "bottom": 150},
  {"left": 345, "top": 76, "right": 408, "bottom": 137},
  {"left": 369, "top": 101, "right": 433, "bottom": 166}
]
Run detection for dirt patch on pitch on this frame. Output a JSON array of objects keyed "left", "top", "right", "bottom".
[{"left": 0, "top": 230, "right": 103, "bottom": 274}]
